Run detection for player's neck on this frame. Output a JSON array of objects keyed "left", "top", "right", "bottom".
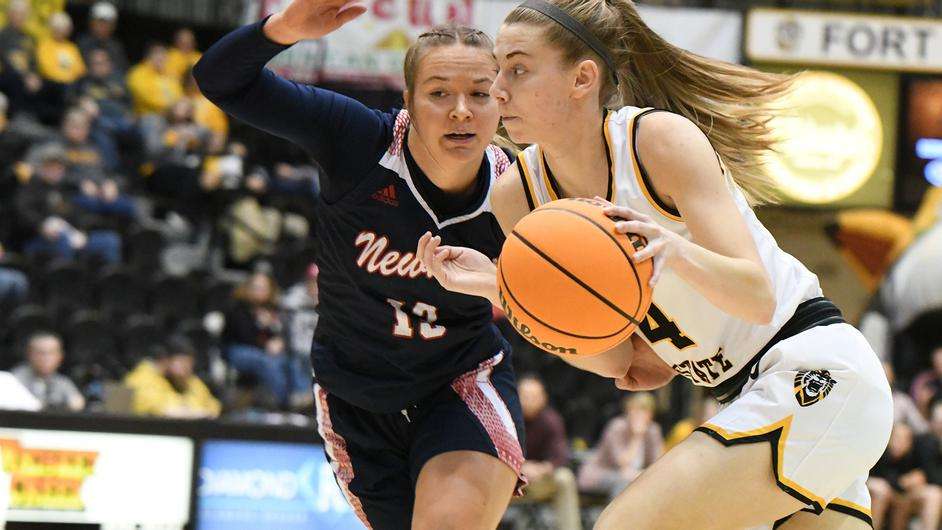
[
  {"left": 540, "top": 111, "right": 609, "bottom": 199},
  {"left": 406, "top": 127, "right": 480, "bottom": 196}
]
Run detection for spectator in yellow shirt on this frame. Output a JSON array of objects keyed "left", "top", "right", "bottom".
[
  {"left": 124, "top": 336, "right": 221, "bottom": 419},
  {"left": 127, "top": 42, "right": 182, "bottom": 116},
  {"left": 166, "top": 28, "right": 201, "bottom": 81},
  {"left": 35, "top": 12, "right": 85, "bottom": 84}
]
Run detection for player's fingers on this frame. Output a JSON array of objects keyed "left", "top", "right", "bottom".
[
  {"left": 604, "top": 205, "right": 649, "bottom": 222},
  {"left": 424, "top": 236, "right": 441, "bottom": 269},
  {"left": 614, "top": 220, "right": 657, "bottom": 238},
  {"left": 420, "top": 237, "right": 437, "bottom": 270},
  {"left": 592, "top": 196, "right": 613, "bottom": 206},
  {"left": 336, "top": 3, "right": 367, "bottom": 25},
  {"left": 632, "top": 238, "right": 661, "bottom": 262},
  {"left": 416, "top": 232, "right": 431, "bottom": 263},
  {"left": 432, "top": 246, "right": 449, "bottom": 267},
  {"left": 433, "top": 245, "right": 456, "bottom": 260}
]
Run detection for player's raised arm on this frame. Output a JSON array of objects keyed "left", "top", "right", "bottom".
[{"left": 193, "top": 1, "right": 388, "bottom": 199}]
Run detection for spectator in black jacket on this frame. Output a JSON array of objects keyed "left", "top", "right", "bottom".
[
  {"left": 223, "top": 271, "right": 309, "bottom": 409},
  {"left": 870, "top": 421, "right": 942, "bottom": 530}
]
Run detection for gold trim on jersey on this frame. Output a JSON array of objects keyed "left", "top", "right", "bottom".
[
  {"left": 829, "top": 498, "right": 872, "bottom": 517},
  {"left": 521, "top": 111, "right": 619, "bottom": 207},
  {"left": 697, "top": 416, "right": 828, "bottom": 513},
  {"left": 627, "top": 109, "right": 684, "bottom": 223},
  {"left": 602, "top": 110, "right": 617, "bottom": 203},
  {"left": 517, "top": 152, "right": 540, "bottom": 209},
  {"left": 536, "top": 145, "right": 560, "bottom": 202}
]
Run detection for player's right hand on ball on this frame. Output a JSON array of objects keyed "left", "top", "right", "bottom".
[
  {"left": 264, "top": 0, "right": 366, "bottom": 45},
  {"left": 417, "top": 232, "right": 496, "bottom": 297}
]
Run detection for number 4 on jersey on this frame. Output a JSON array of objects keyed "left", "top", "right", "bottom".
[
  {"left": 387, "top": 299, "right": 447, "bottom": 340},
  {"left": 638, "top": 303, "right": 696, "bottom": 350}
]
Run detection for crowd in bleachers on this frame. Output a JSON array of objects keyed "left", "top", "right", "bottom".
[
  {"left": 1, "top": 2, "right": 941, "bottom": 529},
  {"left": 0, "top": 0, "right": 320, "bottom": 421}
]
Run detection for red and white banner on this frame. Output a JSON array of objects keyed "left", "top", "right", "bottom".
[
  {"left": 246, "top": 0, "right": 742, "bottom": 88},
  {"left": 249, "top": 0, "right": 515, "bottom": 86}
]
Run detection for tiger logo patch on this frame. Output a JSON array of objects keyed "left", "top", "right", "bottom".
[{"left": 794, "top": 370, "right": 836, "bottom": 407}]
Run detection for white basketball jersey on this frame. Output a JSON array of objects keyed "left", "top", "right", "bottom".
[{"left": 515, "top": 106, "right": 822, "bottom": 388}]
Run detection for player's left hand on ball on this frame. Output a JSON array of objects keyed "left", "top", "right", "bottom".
[
  {"left": 417, "top": 232, "right": 495, "bottom": 296},
  {"left": 597, "top": 198, "right": 683, "bottom": 287}
]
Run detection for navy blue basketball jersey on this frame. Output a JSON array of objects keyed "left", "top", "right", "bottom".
[
  {"left": 194, "top": 20, "right": 513, "bottom": 413},
  {"left": 312, "top": 111, "right": 512, "bottom": 412}
]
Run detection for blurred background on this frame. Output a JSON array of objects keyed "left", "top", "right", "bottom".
[{"left": 0, "top": 0, "right": 940, "bottom": 529}]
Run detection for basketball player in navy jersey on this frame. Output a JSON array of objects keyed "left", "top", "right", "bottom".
[{"left": 194, "top": 1, "right": 525, "bottom": 528}]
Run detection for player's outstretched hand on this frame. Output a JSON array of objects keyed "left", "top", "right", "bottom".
[
  {"left": 417, "top": 232, "right": 496, "bottom": 298},
  {"left": 264, "top": 0, "right": 367, "bottom": 45},
  {"left": 597, "top": 197, "right": 684, "bottom": 287}
]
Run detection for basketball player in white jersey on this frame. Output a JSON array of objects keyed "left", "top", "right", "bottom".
[{"left": 416, "top": 1, "right": 893, "bottom": 529}]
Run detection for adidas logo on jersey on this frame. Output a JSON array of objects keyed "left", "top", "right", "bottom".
[{"left": 372, "top": 184, "right": 399, "bottom": 206}]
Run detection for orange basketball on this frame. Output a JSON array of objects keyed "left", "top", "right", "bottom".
[{"left": 496, "top": 198, "right": 653, "bottom": 356}]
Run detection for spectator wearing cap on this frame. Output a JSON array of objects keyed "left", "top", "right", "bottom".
[
  {"left": 578, "top": 392, "right": 664, "bottom": 498},
  {"left": 128, "top": 42, "right": 183, "bottom": 117},
  {"left": 124, "top": 336, "right": 221, "bottom": 418},
  {"left": 11, "top": 331, "right": 85, "bottom": 411},
  {"left": 15, "top": 143, "right": 123, "bottom": 264},
  {"left": 517, "top": 374, "right": 582, "bottom": 530},
  {"left": 77, "top": 2, "right": 128, "bottom": 73},
  {"left": 166, "top": 29, "right": 201, "bottom": 82},
  {"left": 24, "top": 107, "right": 136, "bottom": 227},
  {"left": 35, "top": 12, "right": 85, "bottom": 85}
]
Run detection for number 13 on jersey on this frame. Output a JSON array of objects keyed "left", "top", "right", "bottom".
[{"left": 386, "top": 298, "right": 447, "bottom": 340}]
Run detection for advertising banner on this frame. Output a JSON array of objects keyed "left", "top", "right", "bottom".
[
  {"left": 747, "top": 8, "right": 942, "bottom": 73},
  {"left": 197, "top": 440, "right": 362, "bottom": 530},
  {"left": 0, "top": 428, "right": 193, "bottom": 528}
]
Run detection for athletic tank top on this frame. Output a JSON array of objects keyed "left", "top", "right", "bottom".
[{"left": 515, "top": 106, "right": 822, "bottom": 388}]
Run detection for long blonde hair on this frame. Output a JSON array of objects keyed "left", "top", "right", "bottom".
[{"left": 506, "top": 0, "right": 794, "bottom": 204}]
